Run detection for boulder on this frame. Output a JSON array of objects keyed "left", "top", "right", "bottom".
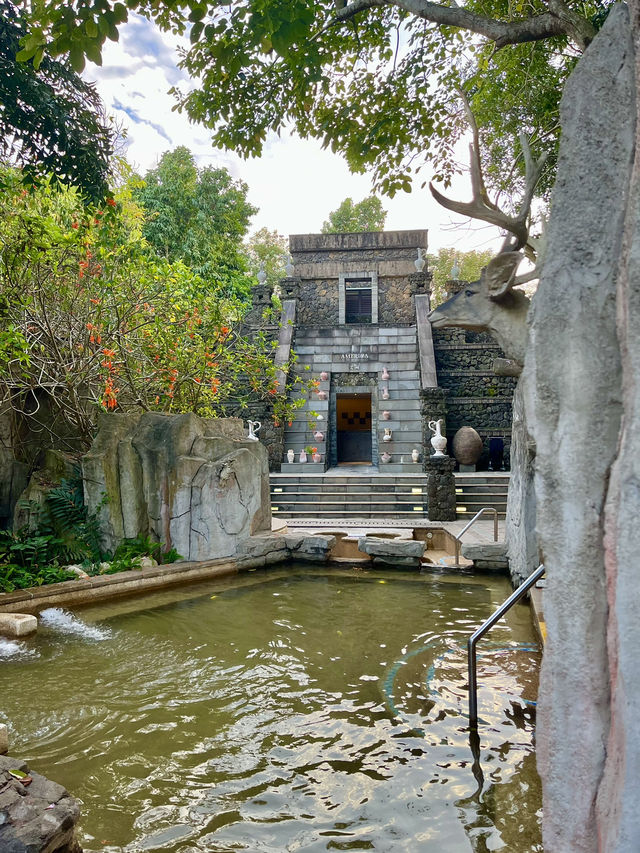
[
  {"left": 358, "top": 537, "right": 425, "bottom": 567},
  {"left": 295, "top": 535, "right": 336, "bottom": 562},
  {"left": 0, "top": 755, "right": 81, "bottom": 853},
  {"left": 0, "top": 724, "right": 8, "bottom": 755},
  {"left": 82, "top": 413, "right": 271, "bottom": 562}
]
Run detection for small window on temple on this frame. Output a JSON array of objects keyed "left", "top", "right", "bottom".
[{"left": 345, "top": 279, "right": 372, "bottom": 323}]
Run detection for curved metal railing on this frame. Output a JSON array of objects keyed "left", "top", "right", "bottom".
[
  {"left": 467, "top": 563, "right": 546, "bottom": 729},
  {"left": 453, "top": 506, "right": 499, "bottom": 568}
]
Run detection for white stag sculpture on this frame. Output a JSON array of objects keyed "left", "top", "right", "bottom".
[{"left": 428, "top": 123, "right": 547, "bottom": 372}]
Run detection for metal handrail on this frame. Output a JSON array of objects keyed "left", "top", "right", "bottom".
[
  {"left": 453, "top": 506, "right": 499, "bottom": 568},
  {"left": 467, "top": 563, "right": 546, "bottom": 729}
]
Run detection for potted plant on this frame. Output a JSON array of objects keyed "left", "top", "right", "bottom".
[{"left": 304, "top": 445, "right": 315, "bottom": 462}]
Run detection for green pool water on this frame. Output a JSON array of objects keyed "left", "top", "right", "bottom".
[{"left": 0, "top": 565, "right": 542, "bottom": 852}]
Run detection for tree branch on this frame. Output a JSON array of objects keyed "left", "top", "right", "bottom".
[{"left": 336, "top": 0, "right": 595, "bottom": 49}]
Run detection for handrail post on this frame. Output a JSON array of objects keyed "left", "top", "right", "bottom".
[
  {"left": 467, "top": 564, "right": 546, "bottom": 729},
  {"left": 453, "top": 506, "right": 499, "bottom": 568}
]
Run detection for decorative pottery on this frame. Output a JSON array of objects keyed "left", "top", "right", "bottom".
[
  {"left": 314, "top": 430, "right": 324, "bottom": 441},
  {"left": 287, "top": 449, "right": 295, "bottom": 464},
  {"left": 381, "top": 386, "right": 389, "bottom": 400},
  {"left": 452, "top": 426, "right": 483, "bottom": 465},
  {"left": 246, "top": 420, "right": 261, "bottom": 441},
  {"left": 411, "top": 448, "right": 420, "bottom": 463},
  {"left": 312, "top": 453, "right": 321, "bottom": 463},
  {"left": 320, "top": 371, "right": 329, "bottom": 381},
  {"left": 299, "top": 450, "right": 307, "bottom": 463},
  {"left": 381, "top": 366, "right": 390, "bottom": 380},
  {"left": 317, "top": 390, "right": 328, "bottom": 401},
  {"left": 380, "top": 451, "right": 392, "bottom": 463},
  {"left": 383, "top": 428, "right": 393, "bottom": 442},
  {"left": 415, "top": 247, "right": 426, "bottom": 272},
  {"left": 428, "top": 418, "right": 448, "bottom": 457},
  {"left": 382, "top": 410, "right": 391, "bottom": 420}
]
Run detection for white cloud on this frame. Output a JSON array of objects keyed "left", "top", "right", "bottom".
[{"left": 86, "top": 14, "right": 503, "bottom": 254}]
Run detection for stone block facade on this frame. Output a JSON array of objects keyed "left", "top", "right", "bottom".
[{"left": 239, "top": 230, "right": 515, "bottom": 474}]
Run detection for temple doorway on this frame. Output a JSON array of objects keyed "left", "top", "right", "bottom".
[{"left": 336, "top": 393, "right": 372, "bottom": 463}]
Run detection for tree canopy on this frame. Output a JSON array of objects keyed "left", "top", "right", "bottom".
[
  {"left": 0, "top": 0, "right": 114, "bottom": 200},
  {"left": 23, "top": 0, "right": 612, "bottom": 199},
  {"left": 136, "top": 146, "right": 257, "bottom": 297},
  {"left": 321, "top": 196, "right": 387, "bottom": 233},
  {"left": 428, "top": 247, "right": 495, "bottom": 304},
  {"left": 245, "top": 227, "right": 288, "bottom": 289}
]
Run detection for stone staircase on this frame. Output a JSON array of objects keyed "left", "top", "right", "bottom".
[
  {"left": 269, "top": 471, "right": 510, "bottom": 520},
  {"left": 270, "top": 472, "right": 428, "bottom": 518},
  {"left": 281, "top": 325, "right": 424, "bottom": 472},
  {"left": 454, "top": 472, "right": 510, "bottom": 518}
]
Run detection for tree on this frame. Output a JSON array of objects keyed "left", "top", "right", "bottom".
[
  {"left": 321, "top": 196, "right": 387, "bottom": 233},
  {"left": 245, "top": 227, "right": 288, "bottom": 289},
  {"left": 428, "top": 247, "right": 495, "bottom": 305},
  {"left": 22, "top": 0, "right": 607, "bottom": 199},
  {"left": 0, "top": 0, "right": 114, "bottom": 201},
  {"left": 136, "top": 146, "right": 257, "bottom": 298},
  {"left": 0, "top": 168, "right": 308, "bottom": 449}
]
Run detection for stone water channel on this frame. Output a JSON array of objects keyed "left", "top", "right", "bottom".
[{"left": 1, "top": 563, "right": 542, "bottom": 852}]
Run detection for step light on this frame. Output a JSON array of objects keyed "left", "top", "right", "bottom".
[
  {"left": 273, "top": 488, "right": 283, "bottom": 493},
  {"left": 411, "top": 487, "right": 422, "bottom": 494}
]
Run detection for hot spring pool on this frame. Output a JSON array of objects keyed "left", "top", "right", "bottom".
[{"left": 0, "top": 564, "right": 542, "bottom": 852}]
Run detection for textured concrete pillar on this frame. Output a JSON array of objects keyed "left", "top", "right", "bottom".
[
  {"left": 522, "top": 6, "right": 635, "bottom": 849},
  {"left": 425, "top": 456, "right": 456, "bottom": 521}
]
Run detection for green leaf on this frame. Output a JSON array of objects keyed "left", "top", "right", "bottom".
[
  {"left": 190, "top": 21, "right": 204, "bottom": 44},
  {"left": 84, "top": 41, "right": 103, "bottom": 65},
  {"left": 15, "top": 47, "right": 38, "bottom": 63},
  {"left": 69, "top": 44, "right": 85, "bottom": 72}
]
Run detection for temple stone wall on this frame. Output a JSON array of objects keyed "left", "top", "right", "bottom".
[{"left": 433, "top": 328, "right": 514, "bottom": 466}]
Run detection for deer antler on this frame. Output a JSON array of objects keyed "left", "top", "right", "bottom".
[{"left": 430, "top": 98, "right": 548, "bottom": 254}]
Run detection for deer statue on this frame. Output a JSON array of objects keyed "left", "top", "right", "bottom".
[
  {"left": 428, "top": 111, "right": 547, "bottom": 373},
  {"left": 428, "top": 115, "right": 547, "bottom": 586}
]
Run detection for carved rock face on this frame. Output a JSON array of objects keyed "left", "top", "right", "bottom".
[{"left": 452, "top": 426, "right": 483, "bottom": 465}]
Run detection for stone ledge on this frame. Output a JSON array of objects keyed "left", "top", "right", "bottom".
[
  {"left": 358, "top": 537, "right": 425, "bottom": 566},
  {"left": 0, "top": 534, "right": 341, "bottom": 614},
  {"left": 461, "top": 542, "right": 509, "bottom": 570}
]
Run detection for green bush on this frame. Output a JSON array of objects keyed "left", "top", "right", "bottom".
[{"left": 0, "top": 480, "right": 182, "bottom": 592}]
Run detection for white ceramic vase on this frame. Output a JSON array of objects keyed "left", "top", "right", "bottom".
[
  {"left": 287, "top": 449, "right": 295, "bottom": 464},
  {"left": 428, "top": 419, "right": 447, "bottom": 457}
]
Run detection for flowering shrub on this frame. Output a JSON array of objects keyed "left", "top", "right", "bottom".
[{"left": 0, "top": 168, "right": 308, "bottom": 450}]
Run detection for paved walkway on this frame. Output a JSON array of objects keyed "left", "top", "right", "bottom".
[{"left": 276, "top": 516, "right": 504, "bottom": 545}]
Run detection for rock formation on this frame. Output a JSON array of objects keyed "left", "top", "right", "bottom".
[
  {"left": 0, "top": 755, "right": 81, "bottom": 853},
  {"left": 82, "top": 412, "right": 271, "bottom": 561},
  {"left": 523, "top": 5, "right": 639, "bottom": 848}
]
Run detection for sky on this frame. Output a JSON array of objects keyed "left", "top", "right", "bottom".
[{"left": 87, "top": 14, "right": 503, "bottom": 255}]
